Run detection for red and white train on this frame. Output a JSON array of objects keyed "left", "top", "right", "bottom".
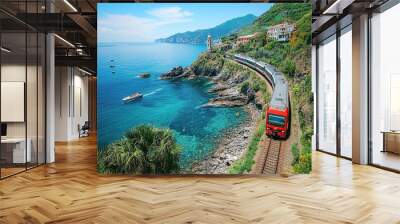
[{"left": 233, "top": 54, "right": 290, "bottom": 139}]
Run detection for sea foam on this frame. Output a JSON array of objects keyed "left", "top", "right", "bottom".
[{"left": 143, "top": 88, "right": 163, "bottom": 97}]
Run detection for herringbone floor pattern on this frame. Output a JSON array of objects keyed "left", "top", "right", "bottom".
[{"left": 1, "top": 135, "right": 400, "bottom": 223}]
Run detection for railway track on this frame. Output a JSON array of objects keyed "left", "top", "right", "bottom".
[
  {"left": 255, "top": 138, "right": 282, "bottom": 174},
  {"left": 230, "top": 55, "right": 286, "bottom": 175}
]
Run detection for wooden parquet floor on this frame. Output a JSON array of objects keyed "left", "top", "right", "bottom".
[{"left": 1, "top": 135, "right": 400, "bottom": 224}]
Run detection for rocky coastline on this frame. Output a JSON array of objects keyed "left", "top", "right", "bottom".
[
  {"left": 160, "top": 54, "right": 263, "bottom": 174},
  {"left": 159, "top": 66, "right": 196, "bottom": 80},
  {"left": 191, "top": 104, "right": 260, "bottom": 174},
  {"left": 160, "top": 65, "right": 254, "bottom": 107}
]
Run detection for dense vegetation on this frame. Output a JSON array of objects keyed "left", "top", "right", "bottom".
[
  {"left": 156, "top": 14, "right": 257, "bottom": 44},
  {"left": 239, "top": 4, "right": 312, "bottom": 36},
  {"left": 191, "top": 52, "right": 225, "bottom": 77},
  {"left": 98, "top": 125, "right": 181, "bottom": 174}
]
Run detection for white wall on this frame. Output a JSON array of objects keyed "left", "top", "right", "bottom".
[
  {"left": 55, "top": 66, "right": 69, "bottom": 141},
  {"left": 55, "top": 67, "right": 89, "bottom": 141},
  {"left": 71, "top": 72, "right": 89, "bottom": 138}
]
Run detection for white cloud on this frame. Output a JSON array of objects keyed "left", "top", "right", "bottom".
[
  {"left": 147, "top": 7, "right": 192, "bottom": 20},
  {"left": 98, "top": 7, "right": 193, "bottom": 42},
  {"left": 98, "top": 15, "right": 157, "bottom": 42}
]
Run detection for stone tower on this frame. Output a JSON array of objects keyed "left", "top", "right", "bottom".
[{"left": 207, "top": 35, "right": 212, "bottom": 52}]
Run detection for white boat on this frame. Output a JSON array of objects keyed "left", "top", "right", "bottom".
[{"left": 122, "top": 92, "right": 143, "bottom": 103}]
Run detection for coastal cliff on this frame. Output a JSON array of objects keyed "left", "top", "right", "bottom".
[{"left": 161, "top": 52, "right": 267, "bottom": 108}]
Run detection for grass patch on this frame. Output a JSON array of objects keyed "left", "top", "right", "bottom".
[
  {"left": 229, "top": 121, "right": 266, "bottom": 174},
  {"left": 291, "top": 143, "right": 311, "bottom": 174}
]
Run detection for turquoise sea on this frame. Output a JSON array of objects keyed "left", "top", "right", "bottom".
[{"left": 98, "top": 42, "right": 247, "bottom": 168}]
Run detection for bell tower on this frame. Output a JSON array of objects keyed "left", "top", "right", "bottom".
[{"left": 207, "top": 35, "right": 212, "bottom": 52}]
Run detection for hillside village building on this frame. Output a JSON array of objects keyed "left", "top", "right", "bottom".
[
  {"left": 267, "top": 22, "right": 296, "bottom": 42},
  {"left": 236, "top": 33, "right": 257, "bottom": 45}
]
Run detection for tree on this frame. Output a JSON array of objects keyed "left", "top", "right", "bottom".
[{"left": 98, "top": 125, "right": 181, "bottom": 174}]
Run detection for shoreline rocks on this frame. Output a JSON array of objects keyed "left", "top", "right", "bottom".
[
  {"left": 202, "top": 95, "right": 248, "bottom": 107},
  {"left": 208, "top": 83, "right": 230, "bottom": 93},
  {"left": 191, "top": 104, "right": 260, "bottom": 174},
  {"left": 161, "top": 64, "right": 250, "bottom": 108},
  {"left": 160, "top": 66, "right": 195, "bottom": 80}
]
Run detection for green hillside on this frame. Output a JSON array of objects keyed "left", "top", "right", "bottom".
[
  {"left": 239, "top": 3, "right": 312, "bottom": 35},
  {"left": 227, "top": 3, "right": 313, "bottom": 173},
  {"left": 156, "top": 14, "right": 257, "bottom": 44}
]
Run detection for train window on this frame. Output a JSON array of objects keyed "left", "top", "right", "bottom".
[{"left": 268, "top": 114, "right": 285, "bottom": 127}]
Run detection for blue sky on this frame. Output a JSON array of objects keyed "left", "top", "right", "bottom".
[{"left": 98, "top": 3, "right": 272, "bottom": 43}]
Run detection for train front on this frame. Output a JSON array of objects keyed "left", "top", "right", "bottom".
[{"left": 265, "top": 107, "right": 289, "bottom": 139}]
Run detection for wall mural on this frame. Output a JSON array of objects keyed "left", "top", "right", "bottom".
[{"left": 97, "top": 3, "right": 312, "bottom": 175}]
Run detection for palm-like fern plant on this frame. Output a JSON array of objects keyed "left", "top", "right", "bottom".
[{"left": 98, "top": 125, "right": 181, "bottom": 174}]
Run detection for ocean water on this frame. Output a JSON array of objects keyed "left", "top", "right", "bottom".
[{"left": 98, "top": 42, "right": 247, "bottom": 168}]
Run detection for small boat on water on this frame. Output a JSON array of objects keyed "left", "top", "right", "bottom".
[
  {"left": 122, "top": 92, "right": 143, "bottom": 103},
  {"left": 138, "top": 73, "right": 150, "bottom": 79},
  {"left": 110, "top": 65, "right": 115, "bottom": 68}
]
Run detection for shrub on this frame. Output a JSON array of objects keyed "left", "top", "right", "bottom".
[
  {"left": 191, "top": 52, "right": 225, "bottom": 76},
  {"left": 262, "top": 105, "right": 268, "bottom": 119},
  {"left": 98, "top": 125, "right": 181, "bottom": 174},
  {"left": 240, "top": 81, "right": 250, "bottom": 94},
  {"left": 300, "top": 127, "right": 313, "bottom": 149},
  {"left": 252, "top": 79, "right": 262, "bottom": 92},
  {"left": 291, "top": 144, "right": 300, "bottom": 166},
  {"left": 282, "top": 59, "right": 296, "bottom": 76},
  {"left": 291, "top": 143, "right": 312, "bottom": 174}
]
